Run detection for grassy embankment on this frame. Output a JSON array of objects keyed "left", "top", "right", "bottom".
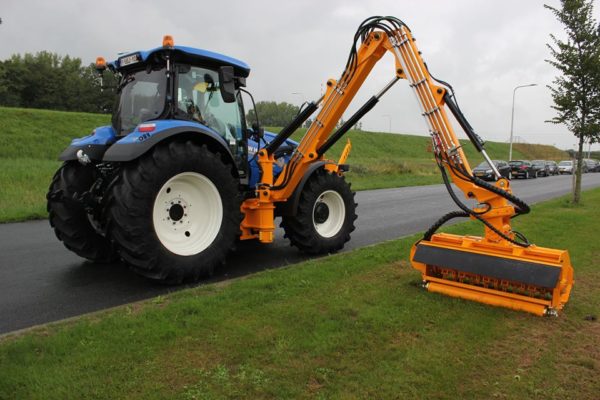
[
  {"left": 0, "top": 107, "right": 109, "bottom": 222},
  {"left": 284, "top": 127, "right": 567, "bottom": 190},
  {"left": 1, "top": 189, "right": 598, "bottom": 399},
  {"left": 0, "top": 106, "right": 567, "bottom": 223}
]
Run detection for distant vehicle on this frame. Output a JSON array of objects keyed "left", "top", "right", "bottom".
[
  {"left": 531, "top": 160, "right": 550, "bottom": 177},
  {"left": 592, "top": 159, "right": 600, "bottom": 172},
  {"left": 509, "top": 160, "right": 537, "bottom": 179},
  {"left": 558, "top": 160, "right": 574, "bottom": 174},
  {"left": 545, "top": 160, "right": 559, "bottom": 175},
  {"left": 583, "top": 158, "right": 598, "bottom": 173},
  {"left": 472, "top": 160, "right": 512, "bottom": 181}
]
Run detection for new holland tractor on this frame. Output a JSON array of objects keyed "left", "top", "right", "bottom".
[{"left": 49, "top": 17, "right": 573, "bottom": 316}]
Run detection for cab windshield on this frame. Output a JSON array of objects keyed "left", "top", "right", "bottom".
[{"left": 112, "top": 67, "right": 167, "bottom": 135}]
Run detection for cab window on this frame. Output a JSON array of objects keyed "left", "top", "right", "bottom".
[{"left": 176, "top": 65, "right": 243, "bottom": 143}]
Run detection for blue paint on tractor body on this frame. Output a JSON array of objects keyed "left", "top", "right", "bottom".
[{"left": 69, "top": 125, "right": 117, "bottom": 146}]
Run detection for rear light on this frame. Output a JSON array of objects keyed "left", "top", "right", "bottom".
[{"left": 138, "top": 123, "right": 156, "bottom": 133}]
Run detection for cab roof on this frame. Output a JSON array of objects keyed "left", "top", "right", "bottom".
[{"left": 110, "top": 45, "right": 251, "bottom": 77}]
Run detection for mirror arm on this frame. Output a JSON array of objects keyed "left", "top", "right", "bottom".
[{"left": 240, "top": 88, "right": 264, "bottom": 140}]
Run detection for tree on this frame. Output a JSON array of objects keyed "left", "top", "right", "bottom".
[
  {"left": 545, "top": 0, "right": 600, "bottom": 204},
  {"left": 0, "top": 52, "right": 115, "bottom": 113},
  {"left": 246, "top": 101, "right": 299, "bottom": 127}
]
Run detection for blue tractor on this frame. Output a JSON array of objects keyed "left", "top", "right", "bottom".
[{"left": 47, "top": 36, "right": 357, "bottom": 283}]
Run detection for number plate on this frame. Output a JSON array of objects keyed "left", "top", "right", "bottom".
[{"left": 119, "top": 53, "right": 140, "bottom": 67}]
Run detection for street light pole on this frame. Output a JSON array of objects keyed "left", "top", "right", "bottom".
[
  {"left": 382, "top": 114, "right": 391, "bottom": 133},
  {"left": 509, "top": 83, "right": 537, "bottom": 161}
]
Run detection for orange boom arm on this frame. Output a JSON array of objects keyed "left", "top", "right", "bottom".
[{"left": 241, "top": 16, "right": 573, "bottom": 315}]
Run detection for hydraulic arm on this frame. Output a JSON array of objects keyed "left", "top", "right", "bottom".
[{"left": 245, "top": 16, "right": 573, "bottom": 315}]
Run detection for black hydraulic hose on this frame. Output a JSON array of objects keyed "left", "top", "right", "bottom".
[
  {"left": 265, "top": 101, "right": 319, "bottom": 156},
  {"left": 434, "top": 163, "right": 530, "bottom": 247},
  {"left": 444, "top": 93, "right": 485, "bottom": 152},
  {"left": 471, "top": 175, "right": 530, "bottom": 217},
  {"left": 450, "top": 159, "right": 531, "bottom": 217},
  {"left": 423, "top": 211, "right": 470, "bottom": 241}
]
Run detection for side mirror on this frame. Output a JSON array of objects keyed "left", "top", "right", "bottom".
[
  {"left": 218, "top": 66, "right": 236, "bottom": 103},
  {"left": 252, "top": 122, "right": 264, "bottom": 140}
]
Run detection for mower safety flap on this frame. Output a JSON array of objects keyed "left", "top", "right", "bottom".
[{"left": 413, "top": 244, "right": 561, "bottom": 288}]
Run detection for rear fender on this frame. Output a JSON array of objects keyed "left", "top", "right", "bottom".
[
  {"left": 102, "top": 121, "right": 237, "bottom": 176},
  {"left": 58, "top": 125, "right": 116, "bottom": 161}
]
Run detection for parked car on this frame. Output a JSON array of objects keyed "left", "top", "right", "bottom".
[
  {"left": 583, "top": 158, "right": 598, "bottom": 173},
  {"left": 592, "top": 159, "right": 600, "bottom": 172},
  {"left": 545, "top": 160, "right": 559, "bottom": 175},
  {"left": 509, "top": 160, "right": 537, "bottom": 179},
  {"left": 472, "top": 160, "right": 512, "bottom": 181},
  {"left": 558, "top": 160, "right": 574, "bottom": 174},
  {"left": 531, "top": 160, "right": 550, "bottom": 177}
]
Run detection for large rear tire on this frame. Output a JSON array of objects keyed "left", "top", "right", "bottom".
[
  {"left": 105, "top": 140, "right": 242, "bottom": 283},
  {"left": 47, "top": 162, "right": 116, "bottom": 262},
  {"left": 281, "top": 171, "right": 357, "bottom": 255}
]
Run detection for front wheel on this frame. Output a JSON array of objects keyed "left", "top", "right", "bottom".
[
  {"left": 281, "top": 171, "right": 357, "bottom": 255},
  {"left": 105, "top": 141, "right": 242, "bottom": 283}
]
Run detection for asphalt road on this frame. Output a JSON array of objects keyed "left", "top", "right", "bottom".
[{"left": 2, "top": 173, "right": 600, "bottom": 334}]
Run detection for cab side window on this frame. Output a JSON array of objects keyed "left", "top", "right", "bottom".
[{"left": 176, "top": 66, "right": 243, "bottom": 143}]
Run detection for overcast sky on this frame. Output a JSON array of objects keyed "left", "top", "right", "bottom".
[{"left": 2, "top": 0, "right": 599, "bottom": 152}]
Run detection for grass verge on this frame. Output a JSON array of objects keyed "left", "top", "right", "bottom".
[{"left": 1, "top": 189, "right": 598, "bottom": 399}]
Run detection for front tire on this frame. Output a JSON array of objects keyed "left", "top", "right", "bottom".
[
  {"left": 281, "top": 171, "right": 357, "bottom": 255},
  {"left": 47, "top": 162, "right": 116, "bottom": 262},
  {"left": 105, "top": 141, "right": 242, "bottom": 283}
]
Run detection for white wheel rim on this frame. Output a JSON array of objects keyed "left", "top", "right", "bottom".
[
  {"left": 312, "top": 190, "right": 345, "bottom": 238},
  {"left": 152, "top": 172, "right": 222, "bottom": 256}
]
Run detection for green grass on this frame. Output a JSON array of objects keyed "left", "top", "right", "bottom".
[
  {"left": 0, "top": 158, "right": 61, "bottom": 222},
  {"left": 0, "top": 107, "right": 110, "bottom": 222},
  {"left": 0, "top": 107, "right": 568, "bottom": 223},
  {"left": 1, "top": 189, "right": 598, "bottom": 400},
  {"left": 0, "top": 107, "right": 110, "bottom": 159}
]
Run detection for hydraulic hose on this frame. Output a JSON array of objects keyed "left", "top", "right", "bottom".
[{"left": 431, "top": 161, "right": 530, "bottom": 247}]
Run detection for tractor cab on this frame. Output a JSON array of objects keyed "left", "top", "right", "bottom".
[
  {"left": 95, "top": 36, "right": 253, "bottom": 176},
  {"left": 102, "top": 36, "right": 251, "bottom": 136}
]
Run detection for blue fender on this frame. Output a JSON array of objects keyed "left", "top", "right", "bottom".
[
  {"left": 58, "top": 125, "right": 117, "bottom": 161},
  {"left": 102, "top": 120, "right": 237, "bottom": 174}
]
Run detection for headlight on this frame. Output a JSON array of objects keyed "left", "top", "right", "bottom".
[{"left": 486, "top": 169, "right": 492, "bottom": 174}]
